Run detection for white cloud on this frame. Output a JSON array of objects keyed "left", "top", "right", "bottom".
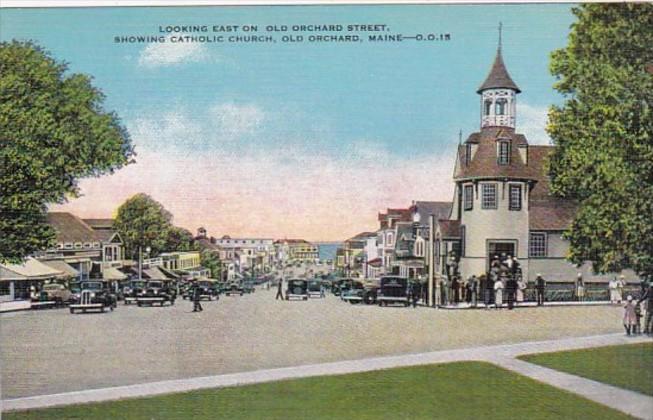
[
  {"left": 138, "top": 38, "right": 209, "bottom": 68},
  {"left": 209, "top": 103, "right": 265, "bottom": 140},
  {"left": 518, "top": 102, "right": 552, "bottom": 145}
]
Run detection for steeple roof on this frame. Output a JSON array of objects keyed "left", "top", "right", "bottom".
[{"left": 477, "top": 48, "right": 521, "bottom": 94}]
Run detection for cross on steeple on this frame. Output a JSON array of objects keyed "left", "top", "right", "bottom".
[{"left": 498, "top": 22, "right": 503, "bottom": 52}]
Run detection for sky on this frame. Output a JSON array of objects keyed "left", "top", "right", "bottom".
[{"left": 1, "top": 4, "right": 576, "bottom": 241}]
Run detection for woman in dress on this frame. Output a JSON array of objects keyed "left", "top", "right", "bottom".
[
  {"left": 516, "top": 277, "right": 526, "bottom": 303},
  {"left": 494, "top": 278, "right": 504, "bottom": 309},
  {"left": 576, "top": 273, "right": 585, "bottom": 302},
  {"left": 623, "top": 295, "right": 637, "bottom": 335}
]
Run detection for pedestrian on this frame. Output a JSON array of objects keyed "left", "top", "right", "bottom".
[
  {"left": 451, "top": 276, "right": 459, "bottom": 304},
  {"left": 516, "top": 276, "right": 526, "bottom": 303},
  {"left": 484, "top": 273, "right": 494, "bottom": 309},
  {"left": 623, "top": 296, "right": 637, "bottom": 336},
  {"left": 275, "top": 278, "right": 284, "bottom": 300},
  {"left": 411, "top": 281, "right": 419, "bottom": 308},
  {"left": 535, "top": 274, "right": 546, "bottom": 306},
  {"left": 511, "top": 257, "right": 520, "bottom": 278},
  {"left": 634, "top": 301, "right": 642, "bottom": 334},
  {"left": 468, "top": 275, "right": 478, "bottom": 308},
  {"left": 494, "top": 278, "right": 504, "bottom": 309},
  {"left": 576, "top": 272, "right": 585, "bottom": 302},
  {"left": 616, "top": 275, "right": 625, "bottom": 304},
  {"left": 637, "top": 282, "right": 653, "bottom": 335},
  {"left": 442, "top": 277, "right": 450, "bottom": 306},
  {"left": 506, "top": 275, "right": 517, "bottom": 310},
  {"left": 608, "top": 278, "right": 618, "bottom": 304},
  {"left": 320, "top": 282, "right": 325, "bottom": 298},
  {"left": 192, "top": 283, "right": 203, "bottom": 312}
]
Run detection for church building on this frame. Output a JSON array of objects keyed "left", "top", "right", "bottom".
[{"left": 433, "top": 38, "right": 636, "bottom": 284}]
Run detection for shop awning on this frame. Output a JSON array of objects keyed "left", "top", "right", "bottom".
[
  {"left": 143, "top": 267, "right": 168, "bottom": 280},
  {"left": 0, "top": 258, "right": 64, "bottom": 281},
  {"left": 158, "top": 266, "right": 181, "bottom": 279},
  {"left": 103, "top": 267, "right": 127, "bottom": 281},
  {"left": 41, "top": 260, "right": 79, "bottom": 277}
]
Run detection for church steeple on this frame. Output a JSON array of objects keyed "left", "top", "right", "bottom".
[{"left": 478, "top": 23, "right": 520, "bottom": 129}]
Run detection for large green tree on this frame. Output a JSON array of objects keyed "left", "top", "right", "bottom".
[
  {"left": 0, "top": 41, "right": 133, "bottom": 263},
  {"left": 166, "top": 226, "right": 198, "bottom": 252},
  {"left": 547, "top": 4, "right": 653, "bottom": 277},
  {"left": 114, "top": 194, "right": 173, "bottom": 260},
  {"left": 200, "top": 249, "right": 222, "bottom": 279}
]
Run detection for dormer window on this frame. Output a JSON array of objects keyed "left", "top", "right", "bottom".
[
  {"left": 498, "top": 139, "right": 511, "bottom": 165},
  {"left": 484, "top": 100, "right": 492, "bottom": 116},
  {"left": 465, "top": 143, "right": 472, "bottom": 165}
]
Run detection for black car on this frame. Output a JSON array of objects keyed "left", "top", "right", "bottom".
[
  {"left": 225, "top": 281, "right": 244, "bottom": 296},
  {"left": 196, "top": 280, "right": 220, "bottom": 300},
  {"left": 377, "top": 276, "right": 409, "bottom": 307},
  {"left": 341, "top": 280, "right": 365, "bottom": 304},
  {"left": 122, "top": 280, "right": 147, "bottom": 305},
  {"left": 286, "top": 279, "right": 308, "bottom": 300},
  {"left": 332, "top": 278, "right": 354, "bottom": 297},
  {"left": 136, "top": 280, "right": 176, "bottom": 307},
  {"left": 69, "top": 281, "right": 117, "bottom": 314},
  {"left": 307, "top": 279, "right": 323, "bottom": 298}
]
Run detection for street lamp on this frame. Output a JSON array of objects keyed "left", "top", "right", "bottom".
[{"left": 138, "top": 246, "right": 151, "bottom": 280}]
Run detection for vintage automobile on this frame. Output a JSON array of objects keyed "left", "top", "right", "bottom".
[
  {"left": 377, "top": 276, "right": 410, "bottom": 307},
  {"left": 136, "top": 280, "right": 176, "bottom": 307},
  {"left": 69, "top": 280, "right": 116, "bottom": 314},
  {"left": 307, "top": 279, "right": 323, "bottom": 298},
  {"left": 242, "top": 280, "right": 256, "bottom": 294},
  {"left": 122, "top": 280, "right": 147, "bottom": 305},
  {"left": 224, "top": 281, "right": 244, "bottom": 296},
  {"left": 41, "top": 283, "right": 74, "bottom": 306},
  {"left": 196, "top": 279, "right": 220, "bottom": 300},
  {"left": 286, "top": 279, "right": 308, "bottom": 300},
  {"left": 362, "top": 280, "right": 380, "bottom": 305},
  {"left": 341, "top": 280, "right": 366, "bottom": 304},
  {"left": 332, "top": 278, "right": 353, "bottom": 297}
]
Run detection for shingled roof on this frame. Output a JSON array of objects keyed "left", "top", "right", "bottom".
[
  {"left": 410, "top": 201, "right": 452, "bottom": 224},
  {"left": 437, "top": 220, "right": 461, "bottom": 238},
  {"left": 477, "top": 48, "right": 521, "bottom": 93},
  {"left": 455, "top": 127, "right": 538, "bottom": 181},
  {"left": 47, "top": 213, "right": 99, "bottom": 243}
]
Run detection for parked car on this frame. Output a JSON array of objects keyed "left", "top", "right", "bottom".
[
  {"left": 196, "top": 280, "right": 220, "bottom": 300},
  {"left": 242, "top": 280, "right": 256, "bottom": 294},
  {"left": 41, "top": 283, "right": 74, "bottom": 306},
  {"left": 136, "top": 280, "right": 176, "bottom": 307},
  {"left": 377, "top": 276, "right": 409, "bottom": 307},
  {"left": 286, "top": 279, "right": 308, "bottom": 300},
  {"left": 122, "top": 280, "right": 147, "bottom": 305},
  {"left": 225, "top": 281, "right": 244, "bottom": 296},
  {"left": 332, "top": 278, "right": 353, "bottom": 297},
  {"left": 307, "top": 279, "right": 323, "bottom": 298},
  {"left": 69, "top": 281, "right": 116, "bottom": 314},
  {"left": 341, "top": 280, "right": 366, "bottom": 304}
]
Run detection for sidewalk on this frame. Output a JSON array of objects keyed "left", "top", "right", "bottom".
[
  {"left": 0, "top": 300, "right": 31, "bottom": 313},
  {"left": 3, "top": 333, "right": 651, "bottom": 417}
]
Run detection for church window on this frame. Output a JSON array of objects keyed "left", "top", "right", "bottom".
[
  {"left": 529, "top": 232, "right": 547, "bottom": 257},
  {"left": 484, "top": 100, "right": 492, "bottom": 115},
  {"left": 509, "top": 184, "right": 522, "bottom": 211},
  {"left": 498, "top": 140, "right": 511, "bottom": 165},
  {"left": 481, "top": 183, "right": 497, "bottom": 209},
  {"left": 495, "top": 98, "right": 507, "bottom": 115},
  {"left": 464, "top": 185, "right": 474, "bottom": 211}
]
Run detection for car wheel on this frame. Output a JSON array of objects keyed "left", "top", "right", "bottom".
[
  {"left": 110, "top": 305, "right": 114, "bottom": 312},
  {"left": 404, "top": 302, "right": 409, "bottom": 307},
  {"left": 137, "top": 302, "right": 142, "bottom": 307},
  {"left": 70, "top": 308, "right": 74, "bottom": 314},
  {"left": 100, "top": 307, "right": 104, "bottom": 313}
]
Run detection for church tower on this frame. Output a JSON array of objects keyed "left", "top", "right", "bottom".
[{"left": 477, "top": 23, "right": 520, "bottom": 129}]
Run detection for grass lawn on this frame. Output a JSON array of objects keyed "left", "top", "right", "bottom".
[
  {"left": 5, "top": 361, "right": 632, "bottom": 420},
  {"left": 520, "top": 343, "right": 653, "bottom": 396}
]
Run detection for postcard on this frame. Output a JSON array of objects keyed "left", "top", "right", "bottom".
[{"left": 1, "top": 1, "right": 651, "bottom": 419}]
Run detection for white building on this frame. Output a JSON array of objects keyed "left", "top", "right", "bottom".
[{"left": 434, "top": 43, "right": 637, "bottom": 284}]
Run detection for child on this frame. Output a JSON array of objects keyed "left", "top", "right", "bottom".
[
  {"left": 634, "top": 300, "right": 642, "bottom": 335},
  {"left": 623, "top": 295, "right": 637, "bottom": 336}
]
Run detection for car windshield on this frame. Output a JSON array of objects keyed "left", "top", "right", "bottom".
[
  {"left": 199, "top": 281, "right": 212, "bottom": 287},
  {"left": 82, "top": 282, "right": 103, "bottom": 291},
  {"left": 69, "top": 283, "right": 81, "bottom": 293},
  {"left": 381, "top": 277, "right": 407, "bottom": 287},
  {"left": 148, "top": 282, "right": 163, "bottom": 288},
  {"left": 289, "top": 280, "right": 306, "bottom": 287},
  {"left": 131, "top": 281, "right": 146, "bottom": 288}
]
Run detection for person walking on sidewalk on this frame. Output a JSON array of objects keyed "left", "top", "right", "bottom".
[
  {"left": 535, "top": 274, "right": 546, "bottom": 306},
  {"left": 484, "top": 274, "right": 493, "bottom": 309},
  {"left": 616, "top": 275, "right": 625, "bottom": 303},
  {"left": 468, "top": 275, "right": 478, "bottom": 308},
  {"left": 637, "top": 282, "right": 653, "bottom": 335},
  {"left": 275, "top": 278, "right": 284, "bottom": 300},
  {"left": 494, "top": 278, "right": 504, "bottom": 309},
  {"left": 576, "top": 272, "right": 585, "bottom": 302},
  {"left": 506, "top": 275, "right": 517, "bottom": 310},
  {"left": 192, "top": 283, "right": 203, "bottom": 312},
  {"left": 623, "top": 295, "right": 637, "bottom": 336}
]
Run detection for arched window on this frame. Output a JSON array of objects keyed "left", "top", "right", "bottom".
[
  {"left": 495, "top": 98, "right": 507, "bottom": 115},
  {"left": 484, "top": 100, "right": 492, "bottom": 115}
]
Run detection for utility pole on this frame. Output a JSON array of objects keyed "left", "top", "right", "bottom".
[{"left": 428, "top": 214, "right": 434, "bottom": 307}]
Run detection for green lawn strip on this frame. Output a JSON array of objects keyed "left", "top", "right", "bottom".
[
  {"left": 519, "top": 343, "right": 653, "bottom": 397},
  {"left": 5, "top": 361, "right": 632, "bottom": 420}
]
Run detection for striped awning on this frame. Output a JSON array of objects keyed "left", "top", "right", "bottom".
[
  {"left": 103, "top": 267, "right": 127, "bottom": 281},
  {"left": 40, "top": 260, "right": 79, "bottom": 277}
]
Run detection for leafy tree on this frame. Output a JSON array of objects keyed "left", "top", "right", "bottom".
[
  {"left": 0, "top": 41, "right": 133, "bottom": 263},
  {"left": 114, "top": 194, "right": 172, "bottom": 259},
  {"left": 547, "top": 4, "right": 653, "bottom": 277},
  {"left": 200, "top": 249, "right": 222, "bottom": 279},
  {"left": 166, "top": 226, "right": 197, "bottom": 252}
]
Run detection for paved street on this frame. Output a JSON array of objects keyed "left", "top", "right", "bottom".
[{"left": 0, "top": 288, "right": 628, "bottom": 400}]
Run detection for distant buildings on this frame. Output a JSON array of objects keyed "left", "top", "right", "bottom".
[{"left": 274, "top": 239, "right": 319, "bottom": 264}]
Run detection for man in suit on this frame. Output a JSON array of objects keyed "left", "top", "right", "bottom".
[
  {"left": 275, "top": 278, "right": 284, "bottom": 300},
  {"left": 192, "top": 283, "right": 203, "bottom": 312},
  {"left": 535, "top": 274, "right": 546, "bottom": 306}
]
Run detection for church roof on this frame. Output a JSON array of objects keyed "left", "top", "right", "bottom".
[{"left": 477, "top": 49, "right": 521, "bottom": 94}]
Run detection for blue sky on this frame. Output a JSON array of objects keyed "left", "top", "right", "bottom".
[{"left": 1, "top": 4, "right": 576, "bottom": 240}]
